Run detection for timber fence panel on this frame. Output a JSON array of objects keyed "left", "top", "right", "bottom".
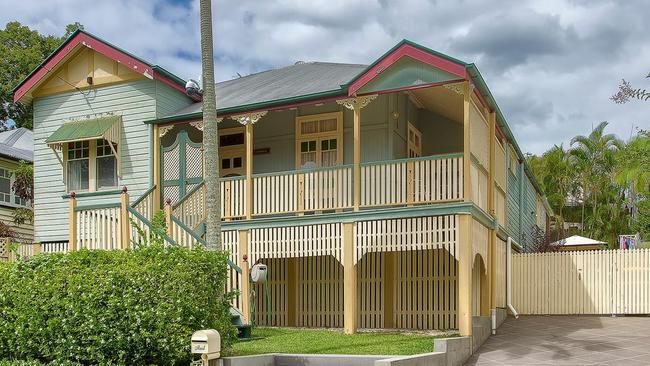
[{"left": 513, "top": 249, "right": 650, "bottom": 315}]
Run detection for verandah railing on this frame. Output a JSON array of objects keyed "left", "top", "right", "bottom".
[{"left": 173, "top": 153, "right": 464, "bottom": 223}]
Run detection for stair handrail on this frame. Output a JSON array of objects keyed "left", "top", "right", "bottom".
[
  {"left": 130, "top": 184, "right": 157, "bottom": 208},
  {"left": 126, "top": 205, "right": 177, "bottom": 247},
  {"left": 172, "top": 181, "right": 205, "bottom": 211},
  {"left": 170, "top": 214, "right": 242, "bottom": 274}
]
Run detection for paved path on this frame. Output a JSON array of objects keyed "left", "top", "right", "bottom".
[{"left": 465, "top": 316, "right": 650, "bottom": 365}]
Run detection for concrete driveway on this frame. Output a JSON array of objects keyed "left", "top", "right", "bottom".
[{"left": 465, "top": 316, "right": 650, "bottom": 365}]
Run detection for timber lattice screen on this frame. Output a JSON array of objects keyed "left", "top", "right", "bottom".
[
  {"left": 513, "top": 249, "right": 650, "bottom": 315},
  {"left": 253, "top": 257, "right": 288, "bottom": 327},
  {"left": 297, "top": 256, "right": 344, "bottom": 328}
]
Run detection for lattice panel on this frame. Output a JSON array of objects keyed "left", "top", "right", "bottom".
[
  {"left": 163, "top": 185, "right": 180, "bottom": 206},
  {"left": 0, "top": 238, "right": 8, "bottom": 259},
  {"left": 393, "top": 249, "right": 458, "bottom": 330},
  {"left": 355, "top": 215, "right": 458, "bottom": 264},
  {"left": 253, "top": 257, "right": 288, "bottom": 326},
  {"left": 472, "top": 219, "right": 489, "bottom": 268},
  {"left": 186, "top": 143, "right": 203, "bottom": 178},
  {"left": 297, "top": 255, "right": 344, "bottom": 328},
  {"left": 249, "top": 223, "right": 342, "bottom": 265},
  {"left": 163, "top": 145, "right": 180, "bottom": 180}
]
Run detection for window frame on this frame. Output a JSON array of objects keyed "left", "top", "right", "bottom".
[
  {"left": 0, "top": 165, "right": 30, "bottom": 209},
  {"left": 219, "top": 126, "right": 246, "bottom": 177},
  {"left": 294, "top": 112, "right": 343, "bottom": 169},
  {"left": 63, "top": 139, "right": 119, "bottom": 193},
  {"left": 407, "top": 122, "right": 422, "bottom": 158}
]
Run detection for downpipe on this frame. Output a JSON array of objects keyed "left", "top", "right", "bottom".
[{"left": 506, "top": 237, "right": 520, "bottom": 319}]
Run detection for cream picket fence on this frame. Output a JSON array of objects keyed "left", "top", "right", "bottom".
[{"left": 513, "top": 249, "right": 650, "bottom": 315}]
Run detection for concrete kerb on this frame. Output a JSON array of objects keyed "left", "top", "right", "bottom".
[{"left": 221, "top": 337, "right": 472, "bottom": 366}]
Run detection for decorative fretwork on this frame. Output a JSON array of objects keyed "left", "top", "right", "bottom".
[
  {"left": 189, "top": 117, "right": 223, "bottom": 131},
  {"left": 336, "top": 94, "right": 377, "bottom": 110},
  {"left": 443, "top": 82, "right": 475, "bottom": 96},
  {"left": 231, "top": 111, "right": 267, "bottom": 125},
  {"left": 159, "top": 125, "right": 174, "bottom": 137}
]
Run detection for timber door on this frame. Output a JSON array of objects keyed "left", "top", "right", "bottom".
[{"left": 161, "top": 131, "right": 203, "bottom": 205}]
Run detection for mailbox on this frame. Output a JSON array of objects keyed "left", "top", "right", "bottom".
[{"left": 191, "top": 329, "right": 221, "bottom": 360}]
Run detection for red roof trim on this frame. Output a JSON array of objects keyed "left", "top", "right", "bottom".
[
  {"left": 14, "top": 32, "right": 186, "bottom": 102},
  {"left": 348, "top": 43, "right": 468, "bottom": 96}
]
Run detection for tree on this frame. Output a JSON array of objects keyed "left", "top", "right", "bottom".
[
  {"left": 0, "top": 21, "right": 83, "bottom": 129},
  {"left": 527, "top": 144, "right": 573, "bottom": 238},
  {"left": 199, "top": 0, "right": 222, "bottom": 250},
  {"left": 612, "top": 73, "right": 650, "bottom": 104},
  {"left": 616, "top": 130, "right": 650, "bottom": 195},
  {"left": 569, "top": 121, "right": 623, "bottom": 234}
]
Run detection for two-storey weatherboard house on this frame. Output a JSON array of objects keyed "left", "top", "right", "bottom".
[{"left": 14, "top": 30, "right": 551, "bottom": 337}]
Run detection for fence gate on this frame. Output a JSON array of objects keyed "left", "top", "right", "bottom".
[
  {"left": 513, "top": 249, "right": 650, "bottom": 315},
  {"left": 161, "top": 130, "right": 203, "bottom": 205}
]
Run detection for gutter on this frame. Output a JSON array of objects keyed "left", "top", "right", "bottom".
[{"left": 506, "top": 237, "right": 520, "bottom": 319}]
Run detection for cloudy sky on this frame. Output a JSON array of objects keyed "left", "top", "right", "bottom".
[{"left": 2, "top": 0, "right": 648, "bottom": 154}]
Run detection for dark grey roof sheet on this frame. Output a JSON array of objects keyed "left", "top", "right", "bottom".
[
  {"left": 166, "top": 62, "right": 367, "bottom": 117},
  {"left": 0, "top": 128, "right": 33, "bottom": 162}
]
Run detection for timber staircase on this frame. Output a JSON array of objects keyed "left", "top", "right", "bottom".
[{"left": 134, "top": 184, "right": 252, "bottom": 340}]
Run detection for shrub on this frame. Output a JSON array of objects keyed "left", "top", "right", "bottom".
[{"left": 0, "top": 245, "right": 237, "bottom": 365}]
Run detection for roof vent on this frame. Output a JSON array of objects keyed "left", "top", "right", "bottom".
[{"left": 294, "top": 61, "right": 306, "bottom": 65}]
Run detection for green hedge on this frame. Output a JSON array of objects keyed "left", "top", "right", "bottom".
[{"left": 0, "top": 245, "right": 237, "bottom": 365}]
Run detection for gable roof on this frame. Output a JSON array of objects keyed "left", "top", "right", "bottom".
[
  {"left": 12, "top": 29, "right": 192, "bottom": 103},
  {"left": 0, "top": 128, "right": 33, "bottom": 162}
]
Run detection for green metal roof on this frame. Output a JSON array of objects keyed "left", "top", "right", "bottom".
[{"left": 46, "top": 116, "right": 119, "bottom": 144}]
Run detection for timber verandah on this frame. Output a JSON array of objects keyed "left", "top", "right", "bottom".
[{"left": 50, "top": 80, "right": 510, "bottom": 338}]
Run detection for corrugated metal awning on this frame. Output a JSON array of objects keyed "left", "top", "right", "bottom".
[{"left": 46, "top": 115, "right": 121, "bottom": 147}]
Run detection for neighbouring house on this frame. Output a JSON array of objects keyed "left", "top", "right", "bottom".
[
  {"left": 0, "top": 128, "right": 33, "bottom": 242},
  {"left": 13, "top": 29, "right": 553, "bottom": 337},
  {"left": 551, "top": 235, "right": 607, "bottom": 251}
]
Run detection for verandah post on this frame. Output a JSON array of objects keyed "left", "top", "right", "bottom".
[
  {"left": 458, "top": 214, "right": 473, "bottom": 337},
  {"left": 120, "top": 186, "right": 130, "bottom": 250},
  {"left": 343, "top": 222, "right": 357, "bottom": 334},
  {"left": 68, "top": 192, "right": 78, "bottom": 251},
  {"left": 488, "top": 111, "right": 497, "bottom": 312},
  {"left": 238, "top": 229, "right": 251, "bottom": 323}
]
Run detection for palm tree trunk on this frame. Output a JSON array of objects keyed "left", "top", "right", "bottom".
[{"left": 200, "top": 0, "right": 221, "bottom": 250}]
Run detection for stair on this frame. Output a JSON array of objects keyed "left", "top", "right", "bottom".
[{"left": 230, "top": 307, "right": 252, "bottom": 340}]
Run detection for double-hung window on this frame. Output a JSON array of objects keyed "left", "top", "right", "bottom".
[
  {"left": 295, "top": 112, "right": 343, "bottom": 168},
  {"left": 65, "top": 139, "right": 118, "bottom": 192}
]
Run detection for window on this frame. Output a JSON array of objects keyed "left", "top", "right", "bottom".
[
  {"left": 407, "top": 122, "right": 422, "bottom": 158},
  {"left": 67, "top": 141, "right": 90, "bottom": 191},
  {"left": 0, "top": 168, "right": 29, "bottom": 208},
  {"left": 96, "top": 139, "right": 117, "bottom": 189},
  {"left": 65, "top": 139, "right": 118, "bottom": 192},
  {"left": 219, "top": 127, "right": 246, "bottom": 177},
  {"left": 295, "top": 112, "right": 343, "bottom": 168},
  {"left": 0, "top": 169, "right": 11, "bottom": 204}
]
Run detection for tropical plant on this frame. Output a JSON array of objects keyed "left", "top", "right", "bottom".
[
  {"left": 199, "top": 0, "right": 222, "bottom": 250},
  {"left": 569, "top": 121, "right": 623, "bottom": 234}
]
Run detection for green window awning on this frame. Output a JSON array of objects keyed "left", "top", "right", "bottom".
[{"left": 46, "top": 115, "right": 121, "bottom": 147}]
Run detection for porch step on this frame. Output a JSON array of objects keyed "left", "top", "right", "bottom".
[{"left": 230, "top": 307, "right": 252, "bottom": 340}]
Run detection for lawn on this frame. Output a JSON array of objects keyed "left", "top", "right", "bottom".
[{"left": 227, "top": 327, "right": 456, "bottom": 356}]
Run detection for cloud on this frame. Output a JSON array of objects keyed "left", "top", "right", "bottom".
[{"left": 1, "top": 0, "right": 648, "bottom": 154}]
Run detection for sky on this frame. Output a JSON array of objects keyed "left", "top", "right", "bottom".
[{"left": 1, "top": 0, "right": 648, "bottom": 154}]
